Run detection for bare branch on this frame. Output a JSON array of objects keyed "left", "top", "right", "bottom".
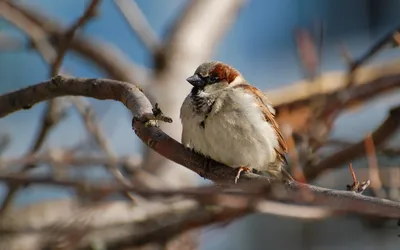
[
  {"left": 0, "top": 191, "right": 332, "bottom": 250},
  {"left": 0, "top": 149, "right": 140, "bottom": 171},
  {"left": 69, "top": 97, "right": 137, "bottom": 201},
  {"left": 0, "top": 198, "right": 206, "bottom": 250},
  {"left": 346, "top": 24, "right": 400, "bottom": 87},
  {"left": 50, "top": 0, "right": 101, "bottom": 76},
  {"left": 1, "top": 77, "right": 400, "bottom": 219},
  {"left": 3, "top": 0, "right": 145, "bottom": 84},
  {"left": 0, "top": 0, "right": 139, "bottom": 203},
  {"left": 304, "top": 105, "right": 400, "bottom": 181},
  {"left": 0, "top": 173, "right": 400, "bottom": 220},
  {"left": 0, "top": 99, "right": 68, "bottom": 215},
  {"left": 268, "top": 59, "right": 400, "bottom": 108},
  {"left": 0, "top": 0, "right": 119, "bottom": 212},
  {"left": 113, "top": 0, "right": 160, "bottom": 52},
  {"left": 0, "top": 0, "right": 104, "bottom": 215},
  {"left": 0, "top": 1, "right": 55, "bottom": 65}
]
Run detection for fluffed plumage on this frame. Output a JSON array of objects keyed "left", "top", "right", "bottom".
[{"left": 180, "top": 61, "right": 293, "bottom": 182}]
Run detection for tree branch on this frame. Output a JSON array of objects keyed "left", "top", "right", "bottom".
[
  {"left": 1, "top": 77, "right": 400, "bottom": 219},
  {"left": 1, "top": 0, "right": 141, "bottom": 205},
  {"left": 50, "top": 0, "right": 101, "bottom": 76},
  {"left": 346, "top": 24, "right": 400, "bottom": 87},
  {"left": 3, "top": 0, "right": 145, "bottom": 84},
  {"left": 0, "top": 0, "right": 105, "bottom": 214},
  {"left": 0, "top": 188, "right": 333, "bottom": 250},
  {"left": 268, "top": 59, "right": 400, "bottom": 109},
  {"left": 1, "top": 173, "right": 400, "bottom": 219},
  {"left": 304, "top": 105, "right": 400, "bottom": 181},
  {"left": 0, "top": 149, "right": 140, "bottom": 171},
  {"left": 113, "top": 0, "right": 160, "bottom": 53}
]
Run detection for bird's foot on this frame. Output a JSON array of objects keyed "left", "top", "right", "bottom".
[
  {"left": 132, "top": 103, "right": 173, "bottom": 128},
  {"left": 235, "top": 166, "right": 251, "bottom": 184}
]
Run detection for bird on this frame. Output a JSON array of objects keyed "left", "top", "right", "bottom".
[{"left": 180, "top": 61, "right": 294, "bottom": 183}]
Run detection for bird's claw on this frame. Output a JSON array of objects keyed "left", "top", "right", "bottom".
[
  {"left": 235, "top": 166, "right": 251, "bottom": 184},
  {"left": 132, "top": 103, "right": 173, "bottom": 128},
  {"left": 152, "top": 103, "right": 173, "bottom": 123}
]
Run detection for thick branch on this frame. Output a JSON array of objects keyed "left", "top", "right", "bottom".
[
  {"left": 0, "top": 77, "right": 151, "bottom": 119},
  {"left": 1, "top": 77, "right": 400, "bottom": 220}
]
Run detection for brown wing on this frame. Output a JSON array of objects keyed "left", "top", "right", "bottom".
[{"left": 235, "top": 84, "right": 288, "bottom": 163}]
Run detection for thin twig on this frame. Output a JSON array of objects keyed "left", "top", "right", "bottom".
[
  {"left": 346, "top": 24, "right": 400, "bottom": 87},
  {"left": 339, "top": 42, "right": 353, "bottom": 66},
  {"left": 346, "top": 163, "right": 370, "bottom": 194},
  {"left": 50, "top": 0, "right": 100, "bottom": 76}
]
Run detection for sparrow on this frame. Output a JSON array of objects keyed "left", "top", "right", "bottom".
[{"left": 180, "top": 61, "right": 294, "bottom": 183}]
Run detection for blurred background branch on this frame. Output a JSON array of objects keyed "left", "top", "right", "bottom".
[{"left": 0, "top": 0, "right": 399, "bottom": 249}]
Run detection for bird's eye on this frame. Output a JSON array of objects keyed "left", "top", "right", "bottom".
[{"left": 209, "top": 74, "right": 219, "bottom": 83}]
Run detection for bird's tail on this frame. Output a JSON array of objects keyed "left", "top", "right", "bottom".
[
  {"left": 259, "top": 164, "right": 294, "bottom": 182},
  {"left": 281, "top": 167, "right": 295, "bottom": 182}
]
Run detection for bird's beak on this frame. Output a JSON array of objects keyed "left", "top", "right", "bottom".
[{"left": 186, "top": 74, "right": 204, "bottom": 88}]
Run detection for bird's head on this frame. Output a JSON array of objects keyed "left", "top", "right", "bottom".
[{"left": 186, "top": 61, "right": 242, "bottom": 93}]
